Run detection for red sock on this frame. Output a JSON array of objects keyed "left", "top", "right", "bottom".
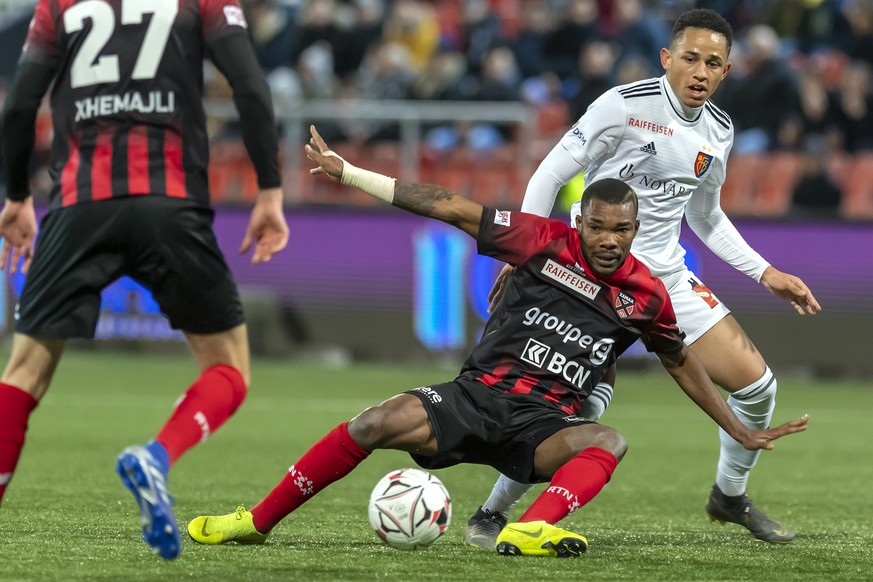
[
  {"left": 251, "top": 422, "right": 370, "bottom": 533},
  {"left": 0, "top": 383, "right": 39, "bottom": 506},
  {"left": 155, "top": 365, "right": 247, "bottom": 466},
  {"left": 519, "top": 447, "right": 618, "bottom": 524}
]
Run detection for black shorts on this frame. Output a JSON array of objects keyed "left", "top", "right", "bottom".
[
  {"left": 407, "top": 377, "right": 593, "bottom": 484},
  {"left": 16, "top": 197, "right": 244, "bottom": 339}
]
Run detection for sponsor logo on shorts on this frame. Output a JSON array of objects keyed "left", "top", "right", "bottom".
[
  {"left": 494, "top": 210, "right": 511, "bottom": 226},
  {"left": 688, "top": 277, "right": 719, "bottom": 309},
  {"left": 562, "top": 415, "right": 589, "bottom": 424},
  {"left": 413, "top": 386, "right": 443, "bottom": 404},
  {"left": 521, "top": 338, "right": 550, "bottom": 367},
  {"left": 541, "top": 259, "right": 601, "bottom": 300}
]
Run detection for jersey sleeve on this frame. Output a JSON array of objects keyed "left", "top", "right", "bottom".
[
  {"left": 477, "top": 208, "right": 571, "bottom": 266},
  {"left": 639, "top": 278, "right": 686, "bottom": 354},
  {"left": 18, "top": 0, "right": 62, "bottom": 69},
  {"left": 200, "top": 0, "right": 250, "bottom": 45},
  {"left": 520, "top": 89, "right": 627, "bottom": 217}
]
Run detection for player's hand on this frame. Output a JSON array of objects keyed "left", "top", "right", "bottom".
[
  {"left": 760, "top": 266, "right": 821, "bottom": 315},
  {"left": 305, "top": 125, "right": 344, "bottom": 183},
  {"left": 0, "top": 198, "right": 38, "bottom": 274},
  {"left": 739, "top": 414, "right": 809, "bottom": 451},
  {"left": 240, "top": 187, "right": 289, "bottom": 265},
  {"left": 487, "top": 263, "right": 515, "bottom": 313}
]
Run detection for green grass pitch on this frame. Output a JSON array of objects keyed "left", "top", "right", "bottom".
[{"left": 1, "top": 348, "right": 871, "bottom": 581}]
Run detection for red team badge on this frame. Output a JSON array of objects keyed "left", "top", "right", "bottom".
[
  {"left": 694, "top": 151, "right": 713, "bottom": 177},
  {"left": 614, "top": 292, "right": 635, "bottom": 319},
  {"left": 688, "top": 278, "right": 719, "bottom": 309}
]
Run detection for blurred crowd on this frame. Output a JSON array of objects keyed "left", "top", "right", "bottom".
[
  {"left": 216, "top": 0, "right": 873, "bottom": 217},
  {"left": 4, "top": 0, "right": 873, "bottom": 217}
]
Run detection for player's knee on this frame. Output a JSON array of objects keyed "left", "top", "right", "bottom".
[
  {"left": 587, "top": 425, "right": 628, "bottom": 461},
  {"left": 348, "top": 395, "right": 425, "bottom": 450},
  {"left": 348, "top": 405, "right": 398, "bottom": 449}
]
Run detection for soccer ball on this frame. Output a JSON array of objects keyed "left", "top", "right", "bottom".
[{"left": 367, "top": 468, "right": 452, "bottom": 551}]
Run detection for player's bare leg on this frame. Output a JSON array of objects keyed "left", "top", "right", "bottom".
[
  {"left": 118, "top": 324, "right": 251, "bottom": 559},
  {"left": 690, "top": 315, "right": 794, "bottom": 543},
  {"left": 0, "top": 335, "right": 65, "bottom": 505}
]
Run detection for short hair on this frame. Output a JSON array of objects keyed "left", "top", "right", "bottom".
[
  {"left": 579, "top": 178, "right": 638, "bottom": 216},
  {"left": 670, "top": 8, "right": 733, "bottom": 55}
]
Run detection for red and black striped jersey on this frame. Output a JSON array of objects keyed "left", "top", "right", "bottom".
[
  {"left": 460, "top": 208, "right": 685, "bottom": 415},
  {"left": 19, "top": 0, "right": 256, "bottom": 208}
]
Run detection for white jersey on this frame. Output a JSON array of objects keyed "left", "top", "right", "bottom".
[{"left": 523, "top": 76, "right": 770, "bottom": 281}]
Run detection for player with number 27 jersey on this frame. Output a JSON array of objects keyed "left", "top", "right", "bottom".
[{"left": 20, "top": 0, "right": 258, "bottom": 208}]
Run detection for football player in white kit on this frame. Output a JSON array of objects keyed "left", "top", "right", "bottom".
[{"left": 464, "top": 8, "right": 821, "bottom": 546}]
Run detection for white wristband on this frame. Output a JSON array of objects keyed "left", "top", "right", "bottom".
[{"left": 335, "top": 156, "right": 396, "bottom": 204}]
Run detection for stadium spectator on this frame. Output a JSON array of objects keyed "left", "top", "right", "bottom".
[
  {"left": 0, "top": 0, "right": 289, "bottom": 561},
  {"left": 542, "top": 0, "right": 602, "bottom": 78},
  {"left": 187, "top": 126, "right": 809, "bottom": 557},
  {"left": 464, "top": 8, "right": 821, "bottom": 549},
  {"left": 837, "top": 0, "right": 873, "bottom": 68},
  {"left": 779, "top": 62, "right": 840, "bottom": 152},
  {"left": 789, "top": 137, "right": 843, "bottom": 219},
  {"left": 510, "top": 0, "right": 556, "bottom": 80},
  {"left": 832, "top": 60, "right": 873, "bottom": 152},
  {"left": 342, "top": 41, "right": 417, "bottom": 142},
  {"left": 565, "top": 40, "right": 620, "bottom": 122},
  {"left": 458, "top": 0, "right": 505, "bottom": 75},
  {"left": 382, "top": 0, "right": 440, "bottom": 73},
  {"left": 717, "top": 24, "right": 799, "bottom": 153},
  {"left": 288, "top": 0, "right": 343, "bottom": 72},
  {"left": 242, "top": 0, "right": 297, "bottom": 73},
  {"left": 333, "top": 0, "right": 386, "bottom": 80},
  {"left": 606, "top": 0, "right": 671, "bottom": 76}
]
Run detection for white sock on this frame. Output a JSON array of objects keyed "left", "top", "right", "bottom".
[
  {"left": 481, "top": 473, "right": 533, "bottom": 515},
  {"left": 715, "top": 367, "right": 777, "bottom": 497},
  {"left": 580, "top": 381, "right": 613, "bottom": 421}
]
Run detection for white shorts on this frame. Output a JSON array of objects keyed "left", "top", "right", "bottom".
[{"left": 659, "top": 268, "right": 731, "bottom": 345}]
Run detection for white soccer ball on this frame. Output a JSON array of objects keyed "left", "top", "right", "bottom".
[{"left": 367, "top": 468, "right": 452, "bottom": 551}]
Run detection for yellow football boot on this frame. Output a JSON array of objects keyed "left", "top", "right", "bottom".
[
  {"left": 495, "top": 520, "right": 588, "bottom": 558},
  {"left": 187, "top": 506, "right": 269, "bottom": 545}
]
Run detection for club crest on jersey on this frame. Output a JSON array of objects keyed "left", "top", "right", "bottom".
[
  {"left": 614, "top": 291, "right": 635, "bottom": 319},
  {"left": 694, "top": 151, "right": 713, "bottom": 177},
  {"left": 494, "top": 210, "right": 511, "bottom": 226},
  {"left": 541, "top": 260, "right": 601, "bottom": 300}
]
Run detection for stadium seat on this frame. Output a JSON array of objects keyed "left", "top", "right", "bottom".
[
  {"left": 840, "top": 152, "right": 873, "bottom": 219},
  {"left": 471, "top": 169, "right": 510, "bottom": 207},
  {"left": 720, "top": 154, "right": 760, "bottom": 215},
  {"left": 535, "top": 101, "right": 570, "bottom": 139},
  {"left": 751, "top": 152, "right": 802, "bottom": 216}
]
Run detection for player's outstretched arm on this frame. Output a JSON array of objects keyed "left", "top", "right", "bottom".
[
  {"left": 760, "top": 266, "right": 822, "bottom": 315},
  {"left": 239, "top": 187, "right": 289, "bottom": 265},
  {"left": 305, "top": 125, "right": 484, "bottom": 237},
  {"left": 657, "top": 346, "right": 808, "bottom": 450}
]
